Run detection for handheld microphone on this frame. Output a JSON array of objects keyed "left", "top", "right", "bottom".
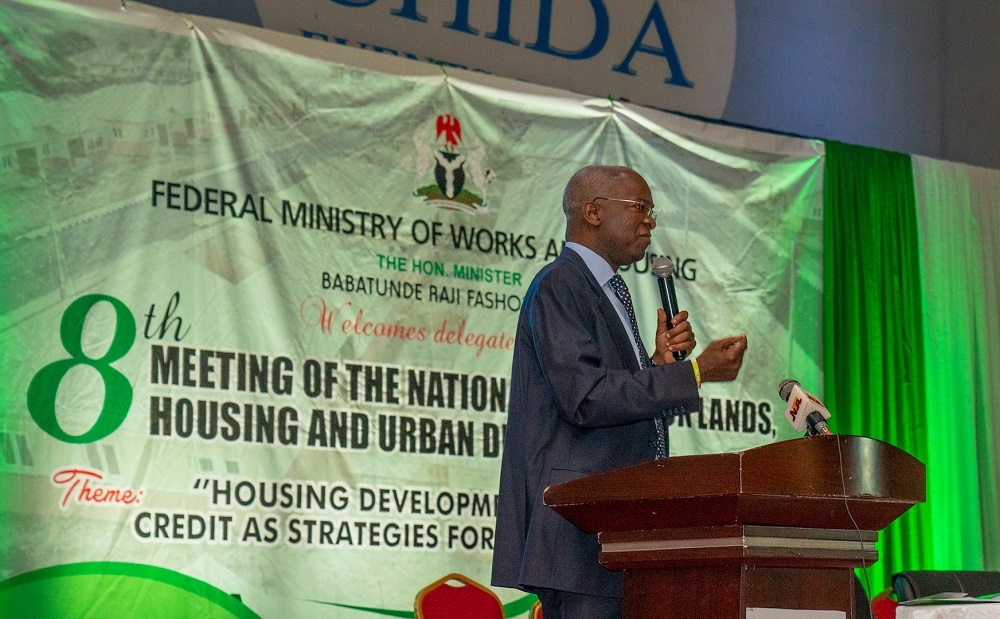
[
  {"left": 651, "top": 257, "right": 685, "bottom": 361},
  {"left": 778, "top": 379, "right": 832, "bottom": 436}
]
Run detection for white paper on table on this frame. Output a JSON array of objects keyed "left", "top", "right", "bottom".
[{"left": 746, "top": 609, "right": 846, "bottom": 619}]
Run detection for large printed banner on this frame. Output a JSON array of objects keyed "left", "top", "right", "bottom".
[
  {"left": 252, "top": 0, "right": 738, "bottom": 119},
  {"left": 0, "top": 1, "right": 823, "bottom": 616}
]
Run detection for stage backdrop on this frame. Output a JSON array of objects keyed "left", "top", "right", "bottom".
[{"left": 0, "top": 1, "right": 823, "bottom": 616}]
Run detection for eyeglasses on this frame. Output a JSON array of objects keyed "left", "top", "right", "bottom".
[{"left": 592, "top": 197, "right": 656, "bottom": 221}]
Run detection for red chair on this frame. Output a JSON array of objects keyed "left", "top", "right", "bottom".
[
  {"left": 414, "top": 573, "right": 505, "bottom": 618},
  {"left": 870, "top": 587, "right": 899, "bottom": 619}
]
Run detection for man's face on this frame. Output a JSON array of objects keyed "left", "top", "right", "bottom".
[{"left": 593, "top": 172, "right": 656, "bottom": 269}]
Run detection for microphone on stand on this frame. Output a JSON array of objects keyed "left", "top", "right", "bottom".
[
  {"left": 651, "top": 257, "right": 685, "bottom": 361},
  {"left": 778, "top": 379, "right": 832, "bottom": 436}
]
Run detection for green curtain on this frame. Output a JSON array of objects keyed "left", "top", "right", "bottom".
[
  {"left": 911, "top": 156, "right": 1000, "bottom": 572},
  {"left": 824, "top": 143, "right": 1000, "bottom": 596},
  {"left": 822, "top": 141, "right": 929, "bottom": 594}
]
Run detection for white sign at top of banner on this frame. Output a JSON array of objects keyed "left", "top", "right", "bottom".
[{"left": 252, "top": 0, "right": 737, "bottom": 118}]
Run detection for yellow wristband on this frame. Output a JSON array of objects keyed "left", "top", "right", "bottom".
[{"left": 691, "top": 358, "right": 701, "bottom": 388}]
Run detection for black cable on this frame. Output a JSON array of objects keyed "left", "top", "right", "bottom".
[{"left": 836, "top": 435, "right": 875, "bottom": 619}]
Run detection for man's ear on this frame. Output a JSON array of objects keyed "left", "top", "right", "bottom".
[{"left": 582, "top": 200, "right": 601, "bottom": 226}]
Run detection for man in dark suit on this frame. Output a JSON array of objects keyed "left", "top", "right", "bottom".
[{"left": 491, "top": 165, "right": 747, "bottom": 618}]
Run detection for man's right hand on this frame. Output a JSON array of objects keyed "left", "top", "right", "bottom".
[{"left": 696, "top": 335, "right": 747, "bottom": 383}]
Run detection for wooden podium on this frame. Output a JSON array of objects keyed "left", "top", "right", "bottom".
[{"left": 543, "top": 435, "right": 925, "bottom": 618}]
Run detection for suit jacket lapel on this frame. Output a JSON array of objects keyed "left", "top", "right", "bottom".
[{"left": 559, "top": 248, "right": 642, "bottom": 372}]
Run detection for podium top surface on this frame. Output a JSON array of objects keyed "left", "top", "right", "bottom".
[{"left": 543, "top": 434, "right": 926, "bottom": 534}]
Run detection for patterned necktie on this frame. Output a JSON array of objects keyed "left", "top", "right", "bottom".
[{"left": 609, "top": 274, "right": 667, "bottom": 459}]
